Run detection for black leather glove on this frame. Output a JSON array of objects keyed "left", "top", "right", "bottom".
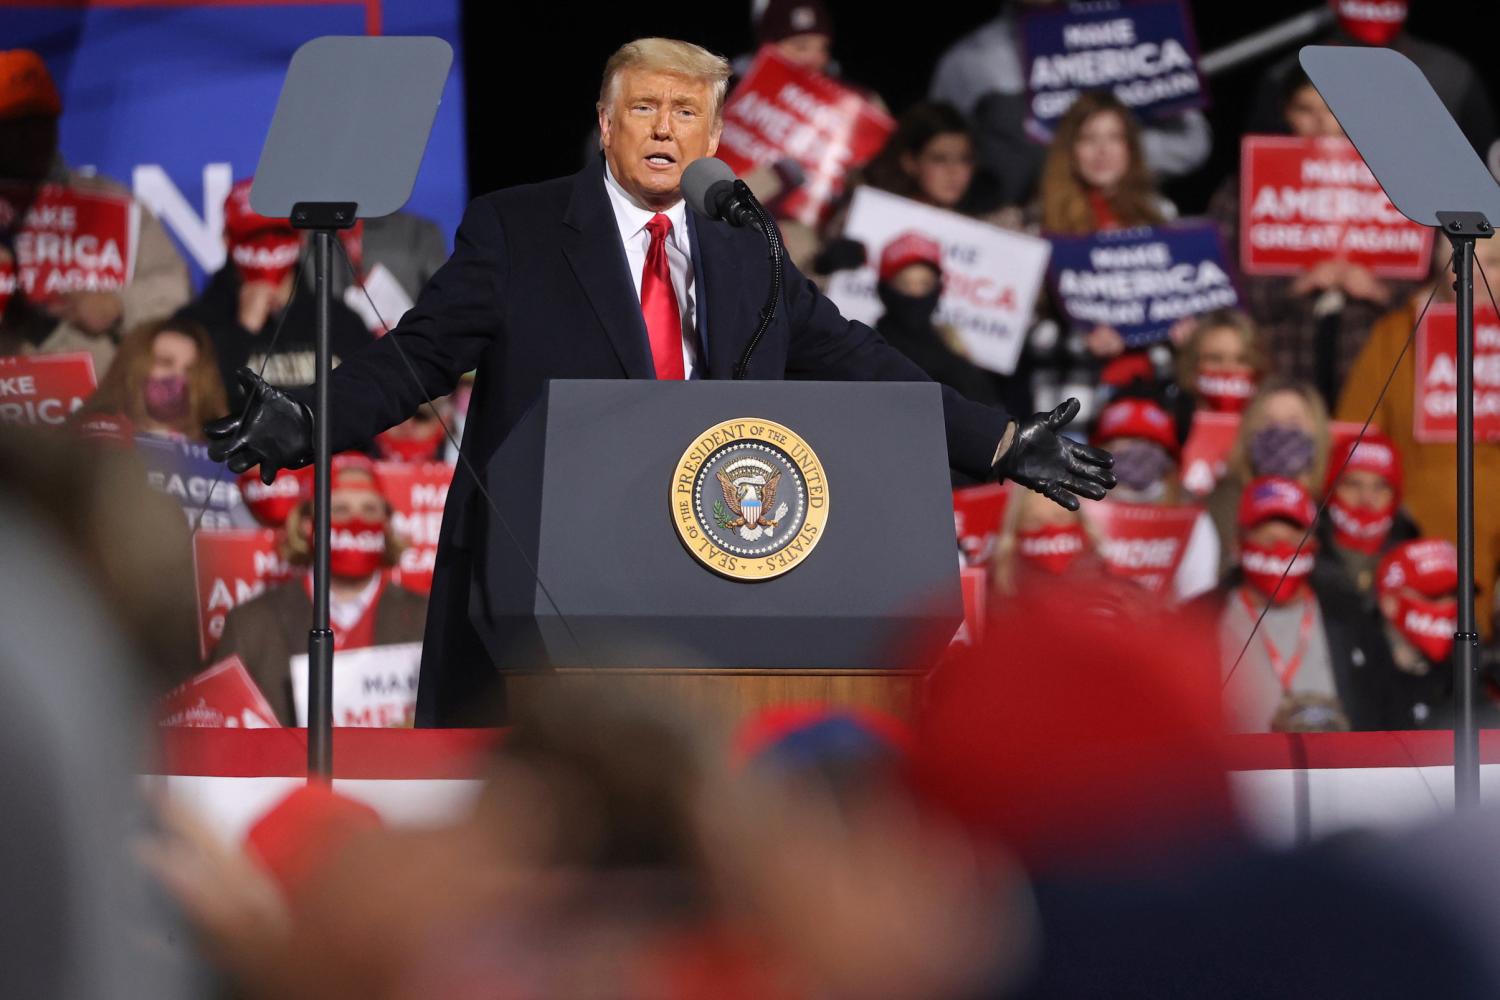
[
  {"left": 205, "top": 368, "right": 314, "bottom": 484},
  {"left": 993, "top": 398, "right": 1116, "bottom": 511}
]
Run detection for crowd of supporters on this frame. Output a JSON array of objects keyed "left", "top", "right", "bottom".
[{"left": 4, "top": 0, "right": 1500, "bottom": 740}]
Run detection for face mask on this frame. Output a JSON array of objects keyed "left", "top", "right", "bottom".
[
  {"left": 143, "top": 374, "right": 190, "bottom": 423},
  {"left": 1110, "top": 440, "right": 1173, "bottom": 495},
  {"left": 1333, "top": 0, "right": 1407, "bottom": 45},
  {"left": 231, "top": 233, "right": 301, "bottom": 286},
  {"left": 1249, "top": 426, "right": 1315, "bottom": 479},
  {"left": 326, "top": 516, "right": 386, "bottom": 579},
  {"left": 1241, "top": 540, "right": 1315, "bottom": 604},
  {"left": 376, "top": 425, "right": 446, "bottom": 463},
  {"left": 1196, "top": 368, "right": 1256, "bottom": 413},
  {"left": 239, "top": 468, "right": 305, "bottom": 528},
  {"left": 876, "top": 283, "right": 941, "bottom": 332},
  {"left": 1391, "top": 594, "right": 1456, "bottom": 663},
  {"left": 1016, "top": 524, "right": 1087, "bottom": 575},
  {"left": 1328, "top": 497, "right": 1394, "bottom": 554}
]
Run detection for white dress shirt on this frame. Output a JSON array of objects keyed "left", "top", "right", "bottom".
[{"left": 602, "top": 164, "right": 700, "bottom": 378}]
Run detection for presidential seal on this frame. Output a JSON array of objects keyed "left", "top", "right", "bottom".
[{"left": 671, "top": 418, "right": 828, "bottom": 581}]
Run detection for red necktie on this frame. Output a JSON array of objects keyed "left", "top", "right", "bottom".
[{"left": 641, "top": 213, "right": 685, "bottom": 380}]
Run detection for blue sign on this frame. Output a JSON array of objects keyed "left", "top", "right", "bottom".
[
  {"left": 136, "top": 435, "right": 259, "bottom": 532},
  {"left": 1020, "top": 0, "right": 1207, "bottom": 139},
  {"left": 1046, "top": 222, "right": 1240, "bottom": 349},
  {"left": 7, "top": 1, "right": 466, "bottom": 287}
]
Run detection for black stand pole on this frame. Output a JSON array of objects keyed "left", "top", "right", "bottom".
[
  {"left": 292, "top": 202, "right": 356, "bottom": 781},
  {"left": 1439, "top": 210, "right": 1494, "bottom": 810}
]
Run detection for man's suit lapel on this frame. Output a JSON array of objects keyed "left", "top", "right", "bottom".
[
  {"left": 561, "top": 162, "right": 656, "bottom": 378},
  {"left": 688, "top": 208, "right": 751, "bottom": 379}
]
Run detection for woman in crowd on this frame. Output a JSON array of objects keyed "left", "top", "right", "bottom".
[
  {"left": 213, "top": 453, "right": 426, "bottom": 724},
  {"left": 1337, "top": 234, "right": 1500, "bottom": 638},
  {"left": 1173, "top": 309, "right": 1268, "bottom": 421},
  {"left": 1028, "top": 91, "right": 1176, "bottom": 422},
  {"left": 991, "top": 484, "right": 1105, "bottom": 596},
  {"left": 1372, "top": 539, "right": 1459, "bottom": 730},
  {"left": 1316, "top": 431, "right": 1420, "bottom": 601},
  {"left": 1208, "top": 65, "right": 1409, "bottom": 408},
  {"left": 75, "top": 317, "right": 228, "bottom": 441},
  {"left": 1089, "top": 395, "right": 1220, "bottom": 602},
  {"left": 1207, "top": 377, "right": 1331, "bottom": 577},
  {"left": 862, "top": 102, "right": 984, "bottom": 215}
]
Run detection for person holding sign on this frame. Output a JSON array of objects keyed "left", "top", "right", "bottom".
[
  {"left": 1209, "top": 66, "right": 1417, "bottom": 407},
  {"left": 1336, "top": 237, "right": 1500, "bottom": 638},
  {"left": 205, "top": 38, "right": 1116, "bottom": 725},
  {"left": 212, "top": 453, "right": 426, "bottom": 725},
  {"left": 1088, "top": 395, "right": 1217, "bottom": 602},
  {"left": 1030, "top": 92, "right": 1176, "bottom": 419},
  {"left": 0, "top": 49, "right": 191, "bottom": 375},
  {"left": 74, "top": 317, "right": 228, "bottom": 442}
]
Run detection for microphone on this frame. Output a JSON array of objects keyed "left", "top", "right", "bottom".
[{"left": 682, "top": 157, "right": 763, "bottom": 231}]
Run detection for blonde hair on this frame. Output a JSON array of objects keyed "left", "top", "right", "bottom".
[
  {"left": 990, "top": 486, "right": 1101, "bottom": 596},
  {"left": 598, "top": 37, "right": 732, "bottom": 125},
  {"left": 1227, "top": 377, "right": 1330, "bottom": 489},
  {"left": 1174, "top": 308, "right": 1268, "bottom": 389}
]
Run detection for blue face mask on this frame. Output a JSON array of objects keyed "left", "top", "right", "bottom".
[{"left": 1248, "top": 425, "right": 1315, "bottom": 479}]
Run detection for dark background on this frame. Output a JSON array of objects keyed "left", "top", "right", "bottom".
[{"left": 461, "top": 2, "right": 1497, "bottom": 214}]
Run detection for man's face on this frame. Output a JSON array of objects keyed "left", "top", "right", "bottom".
[
  {"left": 599, "top": 68, "right": 721, "bottom": 211},
  {"left": 1284, "top": 84, "right": 1343, "bottom": 139},
  {"left": 774, "top": 33, "right": 832, "bottom": 75},
  {"left": 0, "top": 114, "right": 59, "bottom": 182}
]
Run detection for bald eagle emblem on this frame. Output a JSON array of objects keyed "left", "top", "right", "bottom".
[{"left": 713, "top": 458, "right": 790, "bottom": 541}]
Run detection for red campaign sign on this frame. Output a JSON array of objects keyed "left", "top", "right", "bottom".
[
  {"left": 1087, "top": 501, "right": 1200, "bottom": 595},
  {"left": 0, "top": 183, "right": 136, "bottom": 304},
  {"left": 0, "top": 351, "right": 97, "bottom": 427},
  {"left": 1239, "top": 136, "right": 1432, "bottom": 279},
  {"left": 948, "top": 566, "right": 988, "bottom": 651},
  {"left": 158, "top": 655, "right": 280, "bottom": 729},
  {"left": 1413, "top": 304, "right": 1500, "bottom": 443},
  {"left": 378, "top": 460, "right": 454, "bottom": 595},
  {"left": 716, "top": 46, "right": 894, "bottom": 227},
  {"left": 1180, "top": 411, "right": 1239, "bottom": 496},
  {"left": 192, "top": 529, "right": 294, "bottom": 659},
  {"left": 953, "top": 483, "right": 1011, "bottom": 567}
]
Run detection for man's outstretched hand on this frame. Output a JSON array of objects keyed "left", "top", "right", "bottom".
[
  {"left": 993, "top": 398, "right": 1116, "bottom": 511},
  {"left": 205, "top": 368, "right": 314, "bottom": 484}
]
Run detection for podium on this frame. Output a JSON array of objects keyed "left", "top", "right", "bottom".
[{"left": 471, "top": 380, "right": 966, "bottom": 720}]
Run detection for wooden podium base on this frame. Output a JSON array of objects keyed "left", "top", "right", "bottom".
[{"left": 506, "top": 668, "right": 923, "bottom": 725}]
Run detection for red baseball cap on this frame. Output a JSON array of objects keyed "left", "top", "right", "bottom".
[
  {"left": 223, "top": 177, "right": 295, "bottom": 244},
  {"left": 1327, "top": 430, "right": 1402, "bottom": 500},
  {"left": 0, "top": 50, "right": 61, "bottom": 120},
  {"left": 1091, "top": 397, "right": 1179, "bottom": 458},
  {"left": 877, "top": 231, "right": 942, "bottom": 284},
  {"left": 1238, "top": 476, "right": 1316, "bottom": 532},
  {"left": 1377, "top": 539, "right": 1459, "bottom": 599}
]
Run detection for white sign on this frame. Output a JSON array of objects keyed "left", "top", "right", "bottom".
[
  {"left": 290, "top": 641, "right": 422, "bottom": 728},
  {"left": 826, "top": 188, "right": 1051, "bottom": 375}
]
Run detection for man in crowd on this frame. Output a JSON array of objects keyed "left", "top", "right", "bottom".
[
  {"left": 180, "top": 178, "right": 371, "bottom": 404},
  {"left": 205, "top": 37, "right": 1115, "bottom": 725},
  {"left": 0, "top": 49, "right": 189, "bottom": 372},
  {"left": 1373, "top": 539, "right": 1458, "bottom": 730}
]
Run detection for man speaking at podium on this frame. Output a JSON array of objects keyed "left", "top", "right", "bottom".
[{"left": 206, "top": 37, "right": 1116, "bottom": 725}]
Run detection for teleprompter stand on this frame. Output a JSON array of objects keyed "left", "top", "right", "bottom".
[
  {"left": 250, "top": 36, "right": 451, "bottom": 778},
  {"left": 1302, "top": 46, "right": 1500, "bottom": 808}
]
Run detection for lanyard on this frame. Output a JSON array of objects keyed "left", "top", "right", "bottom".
[{"left": 1240, "top": 590, "right": 1316, "bottom": 692}]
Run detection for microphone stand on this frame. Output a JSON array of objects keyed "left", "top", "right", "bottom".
[{"left": 734, "top": 179, "right": 785, "bottom": 381}]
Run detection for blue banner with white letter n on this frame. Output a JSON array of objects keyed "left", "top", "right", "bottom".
[
  {"left": 6, "top": 0, "right": 467, "bottom": 288},
  {"left": 1046, "top": 222, "right": 1241, "bottom": 350},
  {"left": 1020, "top": 0, "right": 1207, "bottom": 141}
]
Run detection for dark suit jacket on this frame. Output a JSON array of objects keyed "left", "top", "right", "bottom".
[
  {"left": 305, "top": 158, "right": 1011, "bottom": 726},
  {"left": 213, "top": 579, "right": 428, "bottom": 725}
]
